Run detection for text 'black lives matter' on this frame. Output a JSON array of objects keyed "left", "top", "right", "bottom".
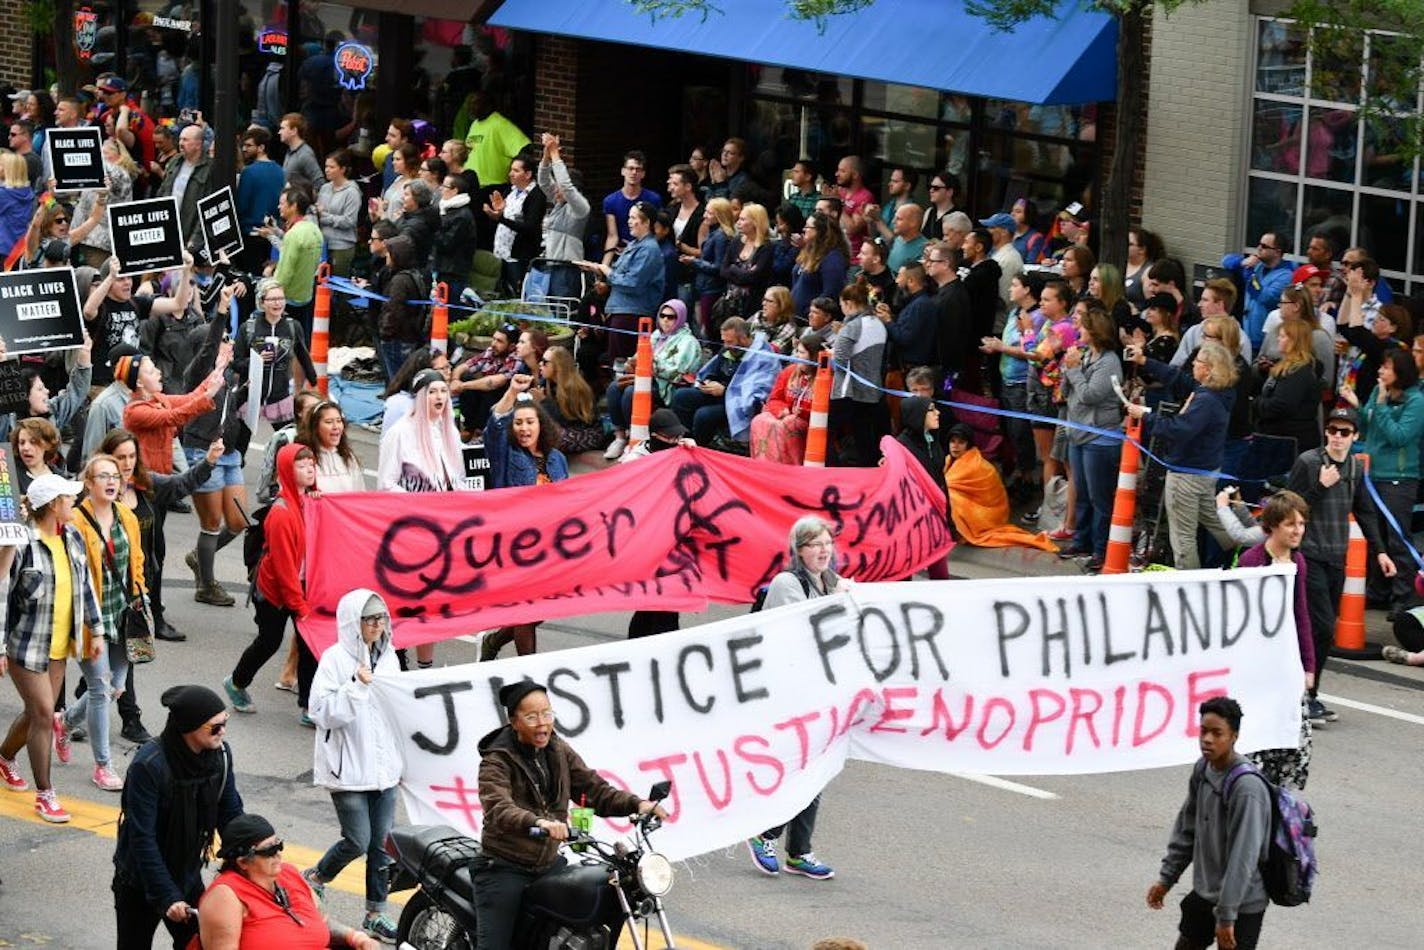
[
  {"left": 462, "top": 443, "right": 490, "bottom": 491},
  {"left": 46, "top": 126, "right": 105, "bottom": 191},
  {"left": 197, "top": 186, "right": 244, "bottom": 260},
  {"left": 109, "top": 196, "right": 186, "bottom": 276},
  {"left": 0, "top": 268, "right": 86, "bottom": 358}
]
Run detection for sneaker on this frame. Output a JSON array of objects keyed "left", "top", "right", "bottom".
[
  {"left": 1317, "top": 702, "right": 1339, "bottom": 723},
  {"left": 1084, "top": 556, "right": 1104, "bottom": 575},
  {"left": 603, "top": 436, "right": 628, "bottom": 460},
  {"left": 1383, "top": 644, "right": 1415, "bottom": 665},
  {"left": 1021, "top": 510, "right": 1041, "bottom": 524},
  {"left": 299, "top": 712, "right": 316, "bottom": 729},
  {"left": 0, "top": 754, "right": 28, "bottom": 791},
  {"left": 746, "top": 836, "right": 779, "bottom": 875},
  {"left": 92, "top": 764, "right": 123, "bottom": 792},
  {"left": 223, "top": 675, "right": 255, "bottom": 714},
  {"left": 784, "top": 852, "right": 835, "bottom": 880},
  {"left": 363, "top": 911, "right": 399, "bottom": 944},
  {"left": 34, "top": 789, "right": 70, "bottom": 823},
  {"left": 274, "top": 680, "right": 298, "bottom": 693},
  {"left": 69, "top": 725, "right": 87, "bottom": 743},
  {"left": 52, "top": 712, "right": 71, "bottom": 764},
  {"left": 119, "top": 721, "right": 151, "bottom": 744},
  {"left": 302, "top": 867, "right": 327, "bottom": 902},
  {"left": 1306, "top": 698, "right": 1328, "bottom": 726},
  {"left": 184, "top": 550, "right": 201, "bottom": 585},
  {"left": 196, "top": 583, "right": 236, "bottom": 607},
  {"left": 1047, "top": 527, "right": 1076, "bottom": 541}
]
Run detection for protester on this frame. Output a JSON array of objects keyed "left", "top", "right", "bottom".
[
  {"left": 945, "top": 423, "right": 1057, "bottom": 551},
  {"left": 378, "top": 368, "right": 465, "bottom": 493},
  {"left": 0, "top": 474, "right": 102, "bottom": 824},
  {"left": 11, "top": 417, "right": 67, "bottom": 497},
  {"left": 234, "top": 277, "right": 318, "bottom": 428},
  {"left": 604, "top": 299, "right": 702, "bottom": 458},
  {"left": 0, "top": 332, "right": 92, "bottom": 444},
  {"left": 197, "top": 813, "right": 379, "bottom": 949},
  {"left": 298, "top": 399, "right": 365, "bottom": 492},
  {"left": 829, "top": 282, "right": 888, "bottom": 467},
  {"left": 1058, "top": 299, "right": 1123, "bottom": 571},
  {"left": 84, "top": 255, "right": 196, "bottom": 387},
  {"left": 302, "top": 590, "right": 402, "bottom": 944},
  {"left": 750, "top": 333, "right": 822, "bottom": 464},
  {"left": 121, "top": 351, "right": 226, "bottom": 477},
  {"left": 63, "top": 454, "right": 147, "bottom": 792},
  {"left": 473, "top": 680, "right": 666, "bottom": 949},
  {"left": 747, "top": 517, "right": 846, "bottom": 882},
  {"left": 112, "top": 684, "right": 241, "bottom": 950},
  {"left": 1147, "top": 697, "right": 1271, "bottom": 950},
  {"left": 223, "top": 444, "right": 317, "bottom": 720}
]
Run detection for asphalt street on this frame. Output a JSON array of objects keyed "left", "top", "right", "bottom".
[{"left": 1, "top": 423, "right": 1422, "bottom": 948}]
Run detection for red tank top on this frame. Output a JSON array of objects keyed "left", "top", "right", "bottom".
[{"left": 202, "top": 863, "right": 328, "bottom": 949}]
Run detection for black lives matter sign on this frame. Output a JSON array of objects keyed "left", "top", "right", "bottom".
[
  {"left": 197, "top": 186, "right": 244, "bottom": 260},
  {"left": 108, "top": 196, "right": 185, "bottom": 276},
  {"left": 0, "top": 268, "right": 86, "bottom": 358},
  {"left": 462, "top": 443, "right": 490, "bottom": 491},
  {"left": 47, "top": 126, "right": 105, "bottom": 191}
]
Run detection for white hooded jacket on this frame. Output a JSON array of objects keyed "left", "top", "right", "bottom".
[{"left": 308, "top": 588, "right": 403, "bottom": 791}]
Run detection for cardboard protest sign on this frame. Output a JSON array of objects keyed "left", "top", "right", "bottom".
[
  {"left": 0, "top": 361, "right": 26, "bottom": 415},
  {"left": 196, "top": 186, "right": 244, "bottom": 260},
  {"left": 0, "top": 268, "right": 86, "bottom": 357},
  {"left": 0, "top": 442, "right": 24, "bottom": 546},
  {"left": 374, "top": 566, "right": 1306, "bottom": 860},
  {"left": 304, "top": 438, "right": 952, "bottom": 651},
  {"left": 108, "top": 196, "right": 185, "bottom": 276},
  {"left": 461, "top": 443, "right": 489, "bottom": 491},
  {"left": 46, "top": 126, "right": 105, "bottom": 191}
]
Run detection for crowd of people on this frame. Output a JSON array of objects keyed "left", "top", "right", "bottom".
[{"left": 0, "top": 61, "right": 1419, "bottom": 950}]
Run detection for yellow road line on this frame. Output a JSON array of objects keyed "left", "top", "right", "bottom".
[{"left": 0, "top": 791, "right": 728, "bottom": 949}]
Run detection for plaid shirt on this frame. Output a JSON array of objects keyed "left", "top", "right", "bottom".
[{"left": 4, "top": 526, "right": 103, "bottom": 673}]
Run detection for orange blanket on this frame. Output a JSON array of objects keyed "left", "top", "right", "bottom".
[{"left": 944, "top": 448, "right": 1058, "bottom": 551}]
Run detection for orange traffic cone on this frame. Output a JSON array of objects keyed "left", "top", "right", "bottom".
[
  {"left": 627, "top": 317, "right": 654, "bottom": 450},
  {"left": 803, "top": 350, "right": 833, "bottom": 467},
  {"left": 1333, "top": 513, "right": 1370, "bottom": 656},
  {"left": 430, "top": 281, "right": 449, "bottom": 354},
  {"left": 1099, "top": 414, "right": 1143, "bottom": 575},
  {"left": 311, "top": 262, "right": 331, "bottom": 396}
]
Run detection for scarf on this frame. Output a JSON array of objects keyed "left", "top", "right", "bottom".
[
  {"left": 158, "top": 725, "right": 227, "bottom": 880},
  {"left": 439, "top": 192, "right": 471, "bottom": 215}
]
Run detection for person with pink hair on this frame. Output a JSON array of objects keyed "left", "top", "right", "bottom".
[{"left": 377, "top": 369, "right": 465, "bottom": 493}]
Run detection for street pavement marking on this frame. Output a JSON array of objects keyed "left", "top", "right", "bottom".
[
  {"left": 0, "top": 790, "right": 728, "bottom": 949},
  {"left": 948, "top": 772, "right": 1058, "bottom": 799},
  {"left": 1319, "top": 691, "right": 1424, "bottom": 727}
]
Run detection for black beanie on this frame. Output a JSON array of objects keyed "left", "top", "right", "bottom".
[
  {"left": 217, "top": 813, "right": 277, "bottom": 858},
  {"left": 498, "top": 680, "right": 546, "bottom": 717},
  {"left": 160, "top": 684, "right": 227, "bottom": 734}
]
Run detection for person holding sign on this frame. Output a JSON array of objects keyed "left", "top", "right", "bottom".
[
  {"left": 479, "top": 376, "right": 569, "bottom": 661},
  {"left": 233, "top": 277, "right": 317, "bottom": 429},
  {"left": 0, "top": 332, "right": 92, "bottom": 447},
  {"left": 473, "top": 680, "right": 667, "bottom": 950},
  {"left": 0, "top": 473, "right": 103, "bottom": 824},
  {"left": 121, "top": 349, "right": 229, "bottom": 477},
  {"left": 745, "top": 516, "right": 847, "bottom": 882},
  {"left": 84, "top": 254, "right": 196, "bottom": 387}
]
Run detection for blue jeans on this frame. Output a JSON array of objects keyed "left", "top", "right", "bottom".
[
  {"left": 605, "top": 380, "right": 635, "bottom": 430},
  {"left": 669, "top": 386, "right": 727, "bottom": 445},
  {"left": 65, "top": 638, "right": 128, "bottom": 769},
  {"left": 378, "top": 340, "right": 419, "bottom": 382},
  {"left": 315, "top": 786, "right": 398, "bottom": 910},
  {"left": 1069, "top": 439, "right": 1121, "bottom": 558}
]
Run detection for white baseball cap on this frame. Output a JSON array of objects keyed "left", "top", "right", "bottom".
[{"left": 26, "top": 473, "right": 85, "bottom": 510}]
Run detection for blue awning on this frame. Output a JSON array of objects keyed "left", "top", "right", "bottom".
[{"left": 489, "top": 0, "right": 1116, "bottom": 105}]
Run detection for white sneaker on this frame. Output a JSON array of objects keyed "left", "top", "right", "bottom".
[{"left": 603, "top": 436, "right": 628, "bottom": 460}]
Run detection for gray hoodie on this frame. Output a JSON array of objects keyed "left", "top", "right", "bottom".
[
  {"left": 537, "top": 158, "right": 590, "bottom": 263},
  {"left": 1158, "top": 755, "right": 1272, "bottom": 923}
]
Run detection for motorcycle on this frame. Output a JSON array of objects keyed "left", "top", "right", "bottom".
[{"left": 386, "top": 781, "right": 677, "bottom": 950}]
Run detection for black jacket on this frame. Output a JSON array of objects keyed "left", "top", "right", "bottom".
[
  {"left": 378, "top": 234, "right": 429, "bottom": 343},
  {"left": 492, "top": 183, "right": 548, "bottom": 263},
  {"left": 934, "top": 278, "right": 973, "bottom": 372},
  {"left": 895, "top": 396, "right": 946, "bottom": 497},
  {"left": 433, "top": 202, "right": 477, "bottom": 279},
  {"left": 397, "top": 205, "right": 441, "bottom": 267}
]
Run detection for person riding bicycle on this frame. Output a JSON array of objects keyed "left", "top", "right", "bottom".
[{"left": 474, "top": 680, "right": 669, "bottom": 950}]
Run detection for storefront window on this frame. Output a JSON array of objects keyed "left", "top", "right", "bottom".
[
  {"left": 1256, "top": 20, "right": 1305, "bottom": 96},
  {"left": 1246, "top": 177, "right": 1297, "bottom": 248},
  {"left": 1250, "top": 100, "right": 1302, "bottom": 175},
  {"left": 862, "top": 80, "right": 937, "bottom": 119}
]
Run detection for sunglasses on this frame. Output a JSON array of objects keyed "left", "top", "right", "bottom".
[
  {"left": 1325, "top": 426, "right": 1355, "bottom": 436},
  {"left": 249, "top": 839, "right": 284, "bottom": 858},
  {"left": 208, "top": 719, "right": 229, "bottom": 735},
  {"left": 54, "top": 217, "right": 68, "bottom": 224},
  {"left": 500, "top": 323, "right": 519, "bottom": 336}
]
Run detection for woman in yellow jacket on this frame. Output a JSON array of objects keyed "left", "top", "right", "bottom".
[{"left": 63, "top": 453, "right": 147, "bottom": 792}]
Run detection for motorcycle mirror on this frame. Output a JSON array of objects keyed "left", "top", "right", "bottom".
[{"left": 648, "top": 781, "right": 672, "bottom": 803}]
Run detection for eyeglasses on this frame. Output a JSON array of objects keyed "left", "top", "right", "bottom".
[
  {"left": 928, "top": 184, "right": 946, "bottom": 191},
  {"left": 519, "top": 709, "right": 556, "bottom": 725},
  {"left": 538, "top": 357, "right": 550, "bottom": 365},
  {"left": 1343, "top": 261, "right": 1363, "bottom": 270},
  {"left": 925, "top": 257, "right": 947, "bottom": 265},
  {"left": 360, "top": 614, "right": 387, "bottom": 626},
  {"left": 250, "top": 839, "right": 284, "bottom": 858},
  {"left": 799, "top": 539, "right": 834, "bottom": 550},
  {"left": 91, "top": 472, "right": 122, "bottom": 482},
  {"left": 208, "top": 719, "right": 229, "bottom": 735},
  {"left": 1325, "top": 426, "right": 1355, "bottom": 437},
  {"left": 658, "top": 311, "right": 677, "bottom": 319},
  {"left": 1257, "top": 242, "right": 1281, "bottom": 252}
]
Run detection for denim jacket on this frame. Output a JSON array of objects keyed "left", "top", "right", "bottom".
[
  {"left": 607, "top": 234, "right": 666, "bottom": 316},
  {"left": 485, "top": 408, "right": 571, "bottom": 488}
]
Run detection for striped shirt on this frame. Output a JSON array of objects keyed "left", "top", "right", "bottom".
[{"left": 4, "top": 526, "right": 103, "bottom": 673}]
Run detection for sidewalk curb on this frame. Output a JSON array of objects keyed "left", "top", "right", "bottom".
[{"left": 1333, "top": 657, "right": 1424, "bottom": 692}]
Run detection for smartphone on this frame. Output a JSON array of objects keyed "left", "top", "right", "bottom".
[{"left": 179, "top": 107, "right": 196, "bottom": 125}]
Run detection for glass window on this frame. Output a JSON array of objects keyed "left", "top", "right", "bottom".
[
  {"left": 861, "top": 115, "right": 937, "bottom": 173},
  {"left": 1251, "top": 100, "right": 1302, "bottom": 175},
  {"left": 983, "top": 100, "right": 1083, "bottom": 139},
  {"left": 862, "top": 80, "right": 938, "bottom": 119},
  {"left": 1301, "top": 184, "right": 1354, "bottom": 256},
  {"left": 1256, "top": 20, "right": 1306, "bottom": 96},
  {"left": 1359, "top": 192, "right": 1410, "bottom": 272},
  {"left": 1366, "top": 33, "right": 1420, "bottom": 111},
  {"left": 752, "top": 67, "right": 851, "bottom": 104},
  {"left": 1310, "top": 30, "right": 1363, "bottom": 105},
  {"left": 1360, "top": 116, "right": 1415, "bottom": 192},
  {"left": 1247, "top": 177, "right": 1298, "bottom": 247},
  {"left": 1303, "top": 107, "right": 1357, "bottom": 183}
]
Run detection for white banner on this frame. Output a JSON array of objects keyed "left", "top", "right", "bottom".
[{"left": 372, "top": 568, "right": 1304, "bottom": 860}]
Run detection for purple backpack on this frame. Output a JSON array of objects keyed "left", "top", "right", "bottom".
[{"left": 1223, "top": 762, "right": 1319, "bottom": 906}]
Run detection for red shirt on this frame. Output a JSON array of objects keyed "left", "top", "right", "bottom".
[
  {"left": 201, "top": 863, "right": 327, "bottom": 950},
  {"left": 839, "top": 184, "right": 875, "bottom": 243}
]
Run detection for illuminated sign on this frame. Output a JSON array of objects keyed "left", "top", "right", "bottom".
[
  {"left": 258, "top": 26, "right": 287, "bottom": 56},
  {"left": 334, "top": 41, "right": 374, "bottom": 90},
  {"left": 74, "top": 7, "right": 97, "bottom": 62}
]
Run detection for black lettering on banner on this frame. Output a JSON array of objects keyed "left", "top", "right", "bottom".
[
  {"left": 726, "top": 634, "right": 768, "bottom": 703},
  {"left": 845, "top": 474, "right": 922, "bottom": 546},
  {"left": 196, "top": 186, "right": 244, "bottom": 259},
  {"left": 509, "top": 527, "right": 545, "bottom": 567},
  {"left": 1041, "top": 598, "right": 1071, "bottom": 678},
  {"left": 858, "top": 607, "right": 900, "bottom": 683},
  {"left": 48, "top": 126, "right": 104, "bottom": 191},
  {"left": 1220, "top": 578, "right": 1251, "bottom": 649},
  {"left": 1178, "top": 584, "right": 1211, "bottom": 651},
  {"left": 665, "top": 462, "right": 751, "bottom": 583},
  {"left": 809, "top": 602, "right": 852, "bottom": 684},
  {"left": 546, "top": 668, "right": 589, "bottom": 736},
  {"left": 676, "top": 644, "right": 716, "bottom": 714},
  {"left": 590, "top": 662, "right": 631, "bottom": 728},
  {"left": 1102, "top": 592, "right": 1134, "bottom": 666},
  {"left": 649, "top": 658, "right": 665, "bottom": 723},
  {"left": 1142, "top": 588, "right": 1175, "bottom": 661},
  {"left": 410, "top": 681, "right": 473, "bottom": 755},
  {"left": 994, "top": 601, "right": 1030, "bottom": 678},
  {"left": 782, "top": 484, "right": 866, "bottom": 540},
  {"left": 900, "top": 602, "right": 950, "bottom": 680},
  {"left": 553, "top": 518, "right": 591, "bottom": 559},
  {"left": 1258, "top": 574, "right": 1288, "bottom": 639}
]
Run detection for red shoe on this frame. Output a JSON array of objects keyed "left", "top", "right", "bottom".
[
  {"left": 92, "top": 764, "right": 124, "bottom": 792},
  {"left": 1047, "top": 527, "right": 1075, "bottom": 541},
  {"left": 53, "top": 712, "right": 71, "bottom": 764},
  {"left": 34, "top": 789, "right": 70, "bottom": 823},
  {"left": 0, "top": 754, "right": 28, "bottom": 791}
]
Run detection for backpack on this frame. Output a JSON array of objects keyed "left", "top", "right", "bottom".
[
  {"left": 750, "top": 571, "right": 811, "bottom": 612},
  {"left": 241, "top": 498, "right": 281, "bottom": 578},
  {"left": 1222, "top": 761, "right": 1319, "bottom": 907}
]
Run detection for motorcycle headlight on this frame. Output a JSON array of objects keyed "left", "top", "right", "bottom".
[{"left": 636, "top": 851, "right": 674, "bottom": 897}]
